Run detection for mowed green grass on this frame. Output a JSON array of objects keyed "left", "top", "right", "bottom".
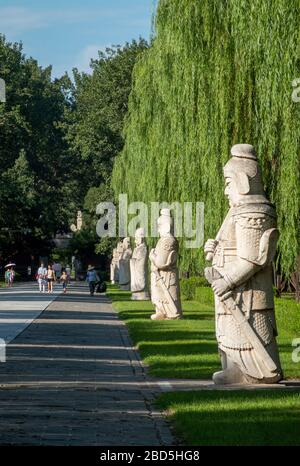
[
  {"left": 107, "top": 285, "right": 300, "bottom": 379},
  {"left": 107, "top": 286, "right": 219, "bottom": 379},
  {"left": 156, "top": 390, "right": 300, "bottom": 446}
]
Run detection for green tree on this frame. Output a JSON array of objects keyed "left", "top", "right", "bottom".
[
  {"left": 65, "top": 39, "right": 148, "bottom": 187},
  {"left": 0, "top": 35, "right": 79, "bottom": 261}
]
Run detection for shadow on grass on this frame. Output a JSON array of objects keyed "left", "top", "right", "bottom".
[
  {"left": 107, "top": 292, "right": 132, "bottom": 302},
  {"left": 157, "top": 390, "right": 300, "bottom": 446}
]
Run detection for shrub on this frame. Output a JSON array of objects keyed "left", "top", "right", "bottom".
[
  {"left": 14, "top": 271, "right": 21, "bottom": 282},
  {"left": 180, "top": 276, "right": 210, "bottom": 300},
  {"left": 195, "top": 286, "right": 214, "bottom": 306}
]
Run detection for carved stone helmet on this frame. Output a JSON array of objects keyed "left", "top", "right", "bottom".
[
  {"left": 223, "top": 144, "right": 265, "bottom": 195},
  {"left": 158, "top": 208, "right": 173, "bottom": 235},
  {"left": 135, "top": 227, "right": 145, "bottom": 241}
]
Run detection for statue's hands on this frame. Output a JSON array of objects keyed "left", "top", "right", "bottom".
[
  {"left": 204, "top": 239, "right": 218, "bottom": 255},
  {"left": 211, "top": 278, "right": 230, "bottom": 297},
  {"left": 149, "top": 249, "right": 155, "bottom": 261}
]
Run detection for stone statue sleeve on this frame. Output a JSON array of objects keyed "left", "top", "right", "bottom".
[
  {"left": 152, "top": 238, "right": 177, "bottom": 270},
  {"left": 220, "top": 214, "right": 268, "bottom": 289}
]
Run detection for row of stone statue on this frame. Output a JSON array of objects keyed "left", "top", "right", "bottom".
[
  {"left": 110, "top": 209, "right": 182, "bottom": 321},
  {"left": 110, "top": 144, "right": 283, "bottom": 386}
]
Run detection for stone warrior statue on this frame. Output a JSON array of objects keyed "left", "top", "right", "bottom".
[
  {"left": 204, "top": 144, "right": 282, "bottom": 385},
  {"left": 118, "top": 237, "right": 132, "bottom": 291},
  {"left": 110, "top": 248, "right": 119, "bottom": 284},
  {"left": 149, "top": 209, "right": 182, "bottom": 320},
  {"left": 130, "top": 228, "right": 150, "bottom": 300}
]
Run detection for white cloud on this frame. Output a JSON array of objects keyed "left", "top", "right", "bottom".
[
  {"left": 0, "top": 7, "right": 47, "bottom": 35},
  {"left": 74, "top": 44, "right": 107, "bottom": 74}
]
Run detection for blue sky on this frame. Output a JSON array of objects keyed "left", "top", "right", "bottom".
[{"left": 0, "top": 0, "right": 155, "bottom": 78}]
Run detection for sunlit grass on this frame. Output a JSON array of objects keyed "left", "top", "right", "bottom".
[{"left": 157, "top": 390, "right": 300, "bottom": 445}]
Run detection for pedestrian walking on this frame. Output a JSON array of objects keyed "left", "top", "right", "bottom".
[
  {"left": 4, "top": 268, "right": 10, "bottom": 286},
  {"left": 4, "top": 262, "right": 16, "bottom": 287},
  {"left": 86, "top": 265, "right": 100, "bottom": 296},
  {"left": 52, "top": 262, "right": 62, "bottom": 280},
  {"left": 65, "top": 264, "right": 71, "bottom": 283},
  {"left": 10, "top": 268, "right": 15, "bottom": 287},
  {"left": 8, "top": 267, "right": 15, "bottom": 287},
  {"left": 47, "top": 264, "right": 56, "bottom": 293},
  {"left": 60, "top": 270, "right": 68, "bottom": 294},
  {"left": 36, "top": 262, "right": 47, "bottom": 293}
]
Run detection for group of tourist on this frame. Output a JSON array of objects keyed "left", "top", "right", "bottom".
[
  {"left": 4, "top": 267, "right": 15, "bottom": 287},
  {"left": 36, "top": 262, "right": 103, "bottom": 296},
  {"left": 36, "top": 262, "right": 71, "bottom": 294}
]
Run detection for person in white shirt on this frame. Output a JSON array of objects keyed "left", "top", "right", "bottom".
[{"left": 37, "top": 263, "right": 47, "bottom": 293}]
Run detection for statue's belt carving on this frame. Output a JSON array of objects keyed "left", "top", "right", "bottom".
[{"left": 214, "top": 245, "right": 237, "bottom": 267}]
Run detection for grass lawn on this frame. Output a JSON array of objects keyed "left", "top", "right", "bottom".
[
  {"left": 156, "top": 390, "right": 300, "bottom": 445},
  {"left": 107, "top": 285, "right": 300, "bottom": 379}
]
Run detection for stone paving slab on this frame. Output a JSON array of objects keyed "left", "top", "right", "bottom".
[{"left": 0, "top": 284, "right": 174, "bottom": 446}]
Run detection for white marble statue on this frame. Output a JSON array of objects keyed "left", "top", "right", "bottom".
[
  {"left": 130, "top": 228, "right": 150, "bottom": 300},
  {"left": 149, "top": 209, "right": 182, "bottom": 320},
  {"left": 110, "top": 248, "right": 119, "bottom": 284},
  {"left": 118, "top": 237, "right": 132, "bottom": 291},
  {"left": 204, "top": 143, "right": 283, "bottom": 385},
  {"left": 70, "top": 210, "right": 83, "bottom": 233}
]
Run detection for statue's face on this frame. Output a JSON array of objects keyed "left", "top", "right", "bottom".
[
  {"left": 123, "top": 238, "right": 130, "bottom": 249},
  {"left": 224, "top": 177, "right": 241, "bottom": 207},
  {"left": 135, "top": 235, "right": 142, "bottom": 246}
]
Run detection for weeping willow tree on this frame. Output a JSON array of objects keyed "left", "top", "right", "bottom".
[{"left": 112, "top": 0, "right": 300, "bottom": 278}]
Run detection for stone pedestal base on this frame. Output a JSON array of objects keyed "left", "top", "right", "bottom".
[
  {"left": 150, "top": 310, "right": 182, "bottom": 321},
  {"left": 131, "top": 291, "right": 150, "bottom": 301},
  {"left": 213, "top": 351, "right": 283, "bottom": 385}
]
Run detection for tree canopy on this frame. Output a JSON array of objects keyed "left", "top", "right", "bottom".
[{"left": 0, "top": 34, "right": 80, "bottom": 261}]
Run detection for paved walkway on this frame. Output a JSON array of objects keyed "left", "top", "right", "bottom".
[
  {"left": 0, "top": 283, "right": 174, "bottom": 446},
  {"left": 0, "top": 283, "right": 60, "bottom": 343}
]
